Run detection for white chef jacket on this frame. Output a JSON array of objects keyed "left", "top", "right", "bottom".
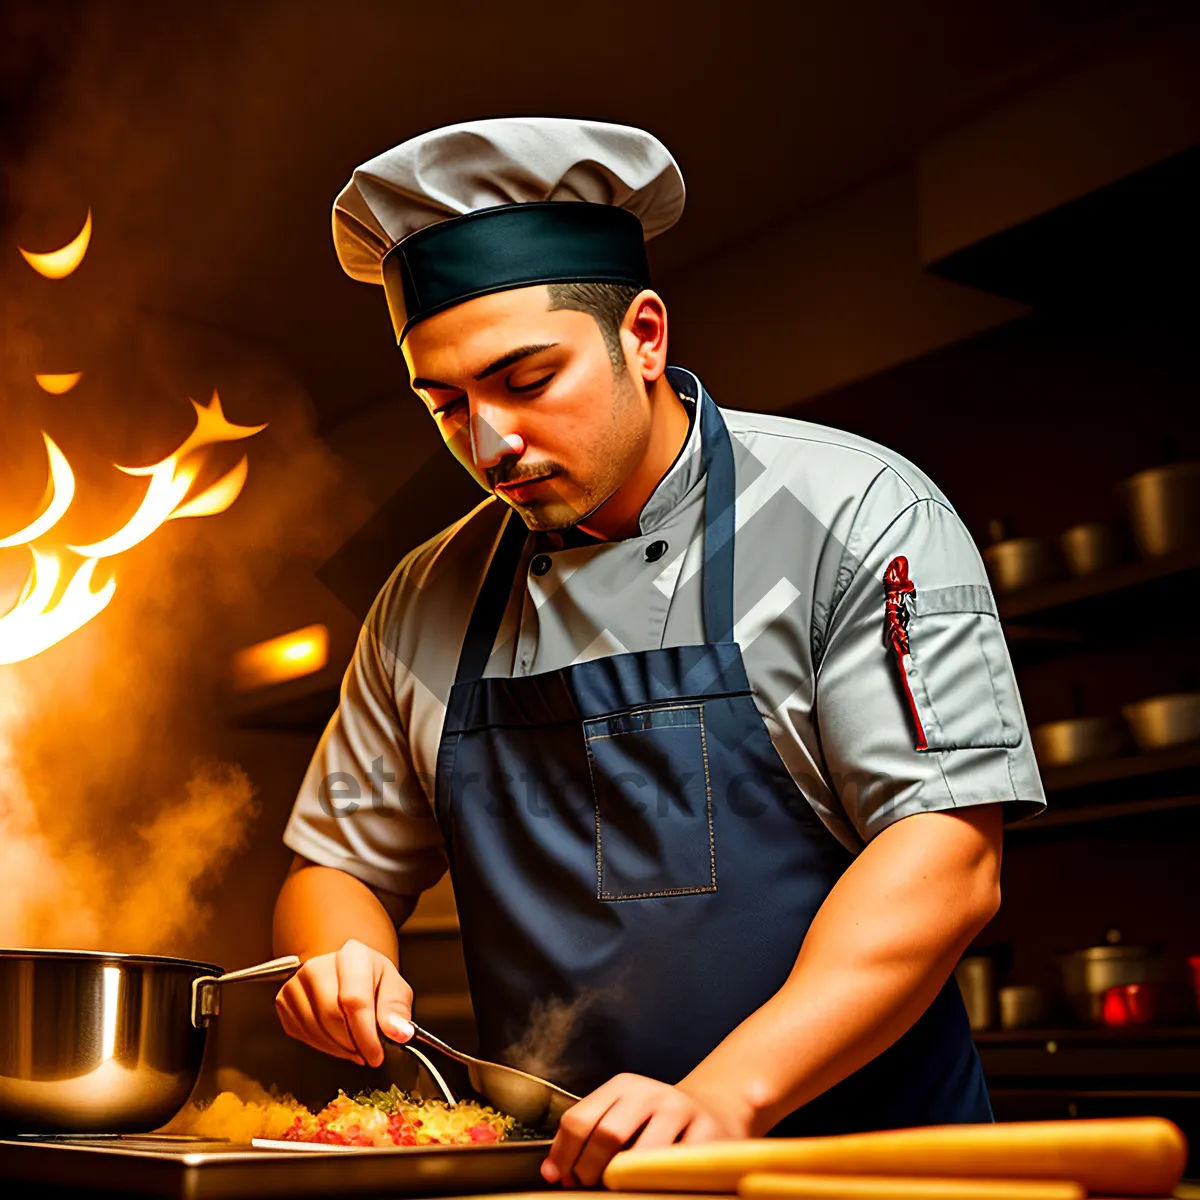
[{"left": 284, "top": 367, "right": 1045, "bottom": 900}]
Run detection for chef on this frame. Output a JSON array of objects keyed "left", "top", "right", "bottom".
[{"left": 273, "top": 117, "right": 1046, "bottom": 1185}]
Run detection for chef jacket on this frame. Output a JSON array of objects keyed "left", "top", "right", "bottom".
[{"left": 284, "top": 367, "right": 1046, "bottom": 901}]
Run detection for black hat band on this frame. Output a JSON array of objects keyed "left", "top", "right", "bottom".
[{"left": 381, "top": 202, "right": 650, "bottom": 343}]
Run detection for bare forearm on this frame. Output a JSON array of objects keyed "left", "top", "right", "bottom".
[
  {"left": 681, "top": 807, "right": 1002, "bottom": 1134},
  {"left": 272, "top": 856, "right": 407, "bottom": 965}
]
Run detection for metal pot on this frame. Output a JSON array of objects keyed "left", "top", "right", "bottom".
[
  {"left": 1122, "top": 692, "right": 1200, "bottom": 751},
  {"left": 997, "top": 985, "right": 1056, "bottom": 1030},
  {"left": 0, "top": 949, "right": 297, "bottom": 1133},
  {"left": 955, "top": 956, "right": 996, "bottom": 1031},
  {"left": 1031, "top": 715, "right": 1129, "bottom": 767},
  {"left": 1120, "top": 461, "right": 1200, "bottom": 558},
  {"left": 1059, "top": 521, "right": 1131, "bottom": 577},
  {"left": 983, "top": 536, "right": 1066, "bottom": 593},
  {"left": 1058, "top": 944, "right": 1165, "bottom": 1025}
]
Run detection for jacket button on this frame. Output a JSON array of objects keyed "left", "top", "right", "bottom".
[
  {"left": 645, "top": 540, "right": 668, "bottom": 562},
  {"left": 530, "top": 554, "right": 552, "bottom": 576}
]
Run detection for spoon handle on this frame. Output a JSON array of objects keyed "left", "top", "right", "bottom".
[{"left": 410, "top": 1021, "right": 476, "bottom": 1067}]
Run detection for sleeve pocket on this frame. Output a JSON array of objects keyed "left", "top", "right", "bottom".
[{"left": 904, "top": 584, "right": 1023, "bottom": 751}]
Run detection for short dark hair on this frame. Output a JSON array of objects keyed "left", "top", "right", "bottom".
[{"left": 547, "top": 281, "right": 642, "bottom": 368}]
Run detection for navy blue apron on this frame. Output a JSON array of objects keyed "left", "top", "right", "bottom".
[{"left": 433, "top": 384, "right": 991, "bottom": 1134}]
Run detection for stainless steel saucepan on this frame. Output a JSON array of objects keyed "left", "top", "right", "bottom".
[{"left": 0, "top": 948, "right": 298, "bottom": 1133}]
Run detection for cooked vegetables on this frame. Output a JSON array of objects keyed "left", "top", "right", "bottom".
[
  {"left": 164, "top": 1083, "right": 517, "bottom": 1147},
  {"left": 283, "top": 1084, "right": 517, "bottom": 1147}
]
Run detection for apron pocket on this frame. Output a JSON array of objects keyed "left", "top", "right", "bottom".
[{"left": 583, "top": 704, "right": 717, "bottom": 901}]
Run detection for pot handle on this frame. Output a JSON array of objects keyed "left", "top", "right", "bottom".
[{"left": 192, "top": 955, "right": 301, "bottom": 1028}]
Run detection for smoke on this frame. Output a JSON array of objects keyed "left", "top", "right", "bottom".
[
  {"left": 0, "top": 719, "right": 259, "bottom": 953},
  {"left": 0, "top": 6, "right": 366, "bottom": 954}
]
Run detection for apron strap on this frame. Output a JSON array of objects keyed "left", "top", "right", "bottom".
[
  {"left": 698, "top": 389, "right": 736, "bottom": 645},
  {"left": 453, "top": 510, "right": 529, "bottom": 686},
  {"left": 450, "top": 383, "right": 739, "bottom": 685}
]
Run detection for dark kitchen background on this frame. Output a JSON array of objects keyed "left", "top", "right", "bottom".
[{"left": 1, "top": 0, "right": 1197, "bottom": 1152}]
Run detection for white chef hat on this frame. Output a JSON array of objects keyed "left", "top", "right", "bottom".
[{"left": 332, "top": 117, "right": 685, "bottom": 342}]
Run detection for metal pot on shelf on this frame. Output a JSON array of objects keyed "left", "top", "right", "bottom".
[
  {"left": 997, "top": 984, "right": 1057, "bottom": 1030},
  {"left": 1058, "top": 943, "right": 1166, "bottom": 1025},
  {"left": 1122, "top": 692, "right": 1200, "bottom": 751},
  {"left": 1031, "top": 714, "right": 1130, "bottom": 767},
  {"left": 1119, "top": 461, "right": 1200, "bottom": 558},
  {"left": 0, "top": 948, "right": 298, "bottom": 1133},
  {"left": 982, "top": 518, "right": 1066, "bottom": 593},
  {"left": 1059, "top": 520, "right": 1132, "bottom": 576}
]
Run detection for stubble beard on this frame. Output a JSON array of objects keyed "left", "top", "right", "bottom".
[{"left": 509, "top": 367, "right": 641, "bottom": 533}]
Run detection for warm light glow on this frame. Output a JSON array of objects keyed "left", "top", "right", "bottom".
[
  {"left": 232, "top": 625, "right": 329, "bottom": 691},
  {"left": 35, "top": 371, "right": 84, "bottom": 395},
  {"left": 19, "top": 209, "right": 93, "bottom": 279},
  {"left": 1, "top": 389, "right": 266, "bottom": 665},
  {"left": 100, "top": 965, "right": 121, "bottom": 1059}
]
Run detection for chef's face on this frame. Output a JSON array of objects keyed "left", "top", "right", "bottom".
[{"left": 402, "top": 284, "right": 661, "bottom": 531}]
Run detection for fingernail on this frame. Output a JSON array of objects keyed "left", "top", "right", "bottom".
[
  {"left": 541, "top": 1159, "right": 560, "bottom": 1183},
  {"left": 385, "top": 1014, "right": 414, "bottom": 1041}
]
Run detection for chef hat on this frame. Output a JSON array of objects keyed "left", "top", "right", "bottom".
[{"left": 332, "top": 117, "right": 685, "bottom": 342}]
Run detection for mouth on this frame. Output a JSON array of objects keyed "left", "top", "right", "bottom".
[{"left": 493, "top": 473, "right": 557, "bottom": 504}]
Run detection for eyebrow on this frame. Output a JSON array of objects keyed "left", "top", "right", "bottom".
[{"left": 410, "top": 342, "right": 559, "bottom": 392}]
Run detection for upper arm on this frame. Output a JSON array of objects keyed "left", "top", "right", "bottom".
[
  {"left": 282, "top": 574, "right": 449, "bottom": 900},
  {"left": 815, "top": 485, "right": 1045, "bottom": 845}
]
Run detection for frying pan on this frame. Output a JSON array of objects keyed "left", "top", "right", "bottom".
[{"left": 0, "top": 948, "right": 297, "bottom": 1133}]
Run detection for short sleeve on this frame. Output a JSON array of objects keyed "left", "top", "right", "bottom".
[
  {"left": 815, "top": 490, "right": 1046, "bottom": 844},
  {"left": 282, "top": 572, "right": 449, "bottom": 899}
]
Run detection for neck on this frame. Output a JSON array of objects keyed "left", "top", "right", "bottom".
[{"left": 577, "top": 373, "right": 691, "bottom": 542}]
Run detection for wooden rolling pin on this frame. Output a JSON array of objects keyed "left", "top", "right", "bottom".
[
  {"left": 738, "top": 1173, "right": 1085, "bottom": 1200},
  {"left": 601, "top": 1117, "right": 1188, "bottom": 1196}
]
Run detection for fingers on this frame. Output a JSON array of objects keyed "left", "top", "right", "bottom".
[
  {"left": 335, "top": 942, "right": 386, "bottom": 1068},
  {"left": 275, "top": 977, "right": 363, "bottom": 1064},
  {"left": 544, "top": 1079, "right": 623, "bottom": 1187},
  {"left": 628, "top": 1096, "right": 694, "bottom": 1151},
  {"left": 273, "top": 939, "right": 410, "bottom": 1068},
  {"left": 374, "top": 958, "right": 415, "bottom": 1044},
  {"left": 569, "top": 1094, "right": 663, "bottom": 1188}
]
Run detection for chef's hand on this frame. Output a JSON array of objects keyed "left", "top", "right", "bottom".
[
  {"left": 275, "top": 938, "right": 415, "bottom": 1068},
  {"left": 542, "top": 1074, "right": 754, "bottom": 1188}
]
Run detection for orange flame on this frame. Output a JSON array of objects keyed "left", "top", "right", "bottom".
[
  {"left": 35, "top": 372, "right": 84, "bottom": 395},
  {"left": 19, "top": 210, "right": 92, "bottom": 279},
  {"left": 0, "top": 391, "right": 265, "bottom": 666}
]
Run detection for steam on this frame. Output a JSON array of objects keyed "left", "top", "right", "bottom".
[{"left": 503, "top": 993, "right": 599, "bottom": 1086}]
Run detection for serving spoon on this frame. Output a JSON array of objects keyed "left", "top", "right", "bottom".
[{"left": 395, "top": 1022, "right": 580, "bottom": 1128}]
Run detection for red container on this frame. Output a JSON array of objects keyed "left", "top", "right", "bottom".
[{"left": 1102, "top": 980, "right": 1197, "bottom": 1027}]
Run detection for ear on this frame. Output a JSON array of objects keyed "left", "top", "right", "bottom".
[{"left": 622, "top": 290, "right": 668, "bottom": 385}]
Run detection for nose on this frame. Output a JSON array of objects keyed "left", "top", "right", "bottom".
[{"left": 469, "top": 404, "right": 526, "bottom": 470}]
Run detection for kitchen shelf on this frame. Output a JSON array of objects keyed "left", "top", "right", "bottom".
[
  {"left": 976, "top": 1025, "right": 1200, "bottom": 1081},
  {"left": 1040, "top": 741, "right": 1200, "bottom": 794},
  {"left": 997, "top": 542, "right": 1200, "bottom": 627},
  {"left": 975, "top": 1027, "right": 1200, "bottom": 1046},
  {"left": 1011, "top": 792, "right": 1200, "bottom": 835},
  {"left": 925, "top": 142, "right": 1200, "bottom": 310}
]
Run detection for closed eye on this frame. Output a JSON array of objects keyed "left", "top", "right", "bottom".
[
  {"left": 508, "top": 372, "right": 554, "bottom": 395},
  {"left": 431, "top": 395, "right": 466, "bottom": 417}
]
